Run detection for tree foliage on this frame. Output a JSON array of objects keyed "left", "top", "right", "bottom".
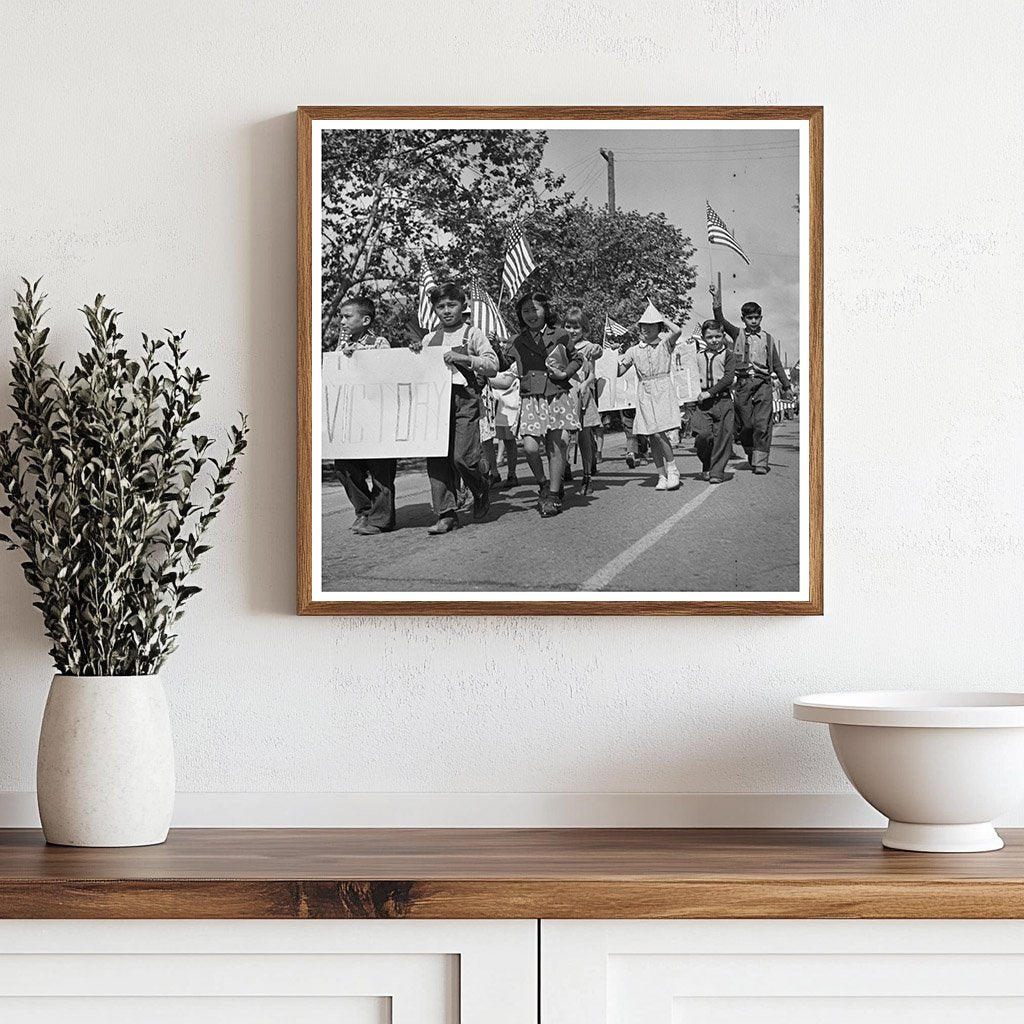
[
  {"left": 320, "top": 128, "right": 698, "bottom": 343},
  {"left": 525, "top": 202, "right": 697, "bottom": 331},
  {"left": 0, "top": 280, "right": 249, "bottom": 676},
  {"left": 321, "top": 128, "right": 570, "bottom": 340}
]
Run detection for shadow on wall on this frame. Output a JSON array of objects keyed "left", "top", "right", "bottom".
[{"left": 244, "top": 113, "right": 298, "bottom": 617}]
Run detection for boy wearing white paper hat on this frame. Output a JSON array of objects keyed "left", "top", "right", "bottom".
[{"left": 617, "top": 301, "right": 684, "bottom": 491}]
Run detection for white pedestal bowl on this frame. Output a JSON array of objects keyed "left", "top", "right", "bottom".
[{"left": 793, "top": 691, "right": 1024, "bottom": 852}]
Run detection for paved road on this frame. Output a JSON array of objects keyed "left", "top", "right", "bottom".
[{"left": 321, "top": 419, "right": 801, "bottom": 594}]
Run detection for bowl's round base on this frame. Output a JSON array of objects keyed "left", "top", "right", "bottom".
[{"left": 882, "top": 821, "right": 1004, "bottom": 853}]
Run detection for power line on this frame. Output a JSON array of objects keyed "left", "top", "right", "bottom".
[
  {"left": 548, "top": 149, "right": 601, "bottom": 179},
  {"left": 614, "top": 143, "right": 800, "bottom": 154},
  {"left": 558, "top": 154, "right": 603, "bottom": 195},
  {"left": 616, "top": 154, "right": 798, "bottom": 164}
]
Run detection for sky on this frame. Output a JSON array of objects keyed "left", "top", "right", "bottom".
[{"left": 538, "top": 128, "right": 801, "bottom": 365}]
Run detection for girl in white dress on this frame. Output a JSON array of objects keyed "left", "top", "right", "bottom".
[{"left": 617, "top": 301, "right": 684, "bottom": 491}]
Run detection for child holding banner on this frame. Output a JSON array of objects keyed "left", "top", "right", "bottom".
[
  {"left": 330, "top": 297, "right": 397, "bottom": 535},
  {"left": 690, "top": 319, "right": 737, "bottom": 484},
  {"left": 618, "top": 301, "right": 684, "bottom": 491},
  {"left": 481, "top": 367, "right": 519, "bottom": 488},
  {"left": 410, "top": 282, "right": 499, "bottom": 534},
  {"left": 509, "top": 292, "right": 581, "bottom": 518}
]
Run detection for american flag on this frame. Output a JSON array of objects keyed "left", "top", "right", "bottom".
[
  {"left": 470, "top": 279, "right": 509, "bottom": 340},
  {"left": 416, "top": 251, "right": 441, "bottom": 331},
  {"left": 501, "top": 221, "right": 536, "bottom": 299},
  {"left": 605, "top": 315, "right": 629, "bottom": 336},
  {"left": 706, "top": 203, "right": 750, "bottom": 265}
]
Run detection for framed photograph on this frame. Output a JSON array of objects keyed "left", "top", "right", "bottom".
[{"left": 298, "top": 106, "right": 822, "bottom": 615}]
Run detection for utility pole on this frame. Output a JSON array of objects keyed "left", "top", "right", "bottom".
[{"left": 599, "top": 147, "right": 616, "bottom": 212}]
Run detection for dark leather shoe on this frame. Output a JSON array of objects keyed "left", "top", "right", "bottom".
[
  {"left": 708, "top": 475, "right": 726, "bottom": 484},
  {"left": 752, "top": 466, "right": 769, "bottom": 475},
  {"left": 472, "top": 488, "right": 491, "bottom": 520},
  {"left": 350, "top": 515, "right": 368, "bottom": 532},
  {"left": 353, "top": 523, "right": 383, "bottom": 535},
  {"left": 427, "top": 516, "right": 459, "bottom": 535}
]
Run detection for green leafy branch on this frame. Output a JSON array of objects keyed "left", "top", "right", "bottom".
[{"left": 0, "top": 279, "right": 249, "bottom": 675}]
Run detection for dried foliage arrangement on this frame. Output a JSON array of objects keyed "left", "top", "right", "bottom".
[{"left": 0, "top": 280, "right": 248, "bottom": 675}]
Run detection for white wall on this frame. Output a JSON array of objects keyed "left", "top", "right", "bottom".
[{"left": 0, "top": 0, "right": 1020, "bottom": 826}]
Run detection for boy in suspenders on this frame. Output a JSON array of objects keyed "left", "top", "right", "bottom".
[
  {"left": 690, "top": 319, "right": 737, "bottom": 483},
  {"left": 409, "top": 282, "right": 499, "bottom": 534},
  {"left": 710, "top": 285, "right": 793, "bottom": 474}
]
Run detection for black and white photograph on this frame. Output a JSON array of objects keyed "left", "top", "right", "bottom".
[{"left": 299, "top": 109, "right": 821, "bottom": 612}]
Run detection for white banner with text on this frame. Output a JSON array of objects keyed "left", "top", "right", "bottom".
[{"left": 322, "top": 348, "right": 452, "bottom": 459}]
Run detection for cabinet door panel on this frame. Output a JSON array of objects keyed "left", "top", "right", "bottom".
[
  {"left": 0, "top": 919, "right": 535, "bottom": 1024},
  {"left": 543, "top": 920, "right": 1024, "bottom": 1024},
  {"left": 0, "top": 997, "right": 389, "bottom": 1024}
]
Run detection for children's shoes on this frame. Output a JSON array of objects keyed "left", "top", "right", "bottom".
[{"left": 665, "top": 465, "right": 681, "bottom": 490}]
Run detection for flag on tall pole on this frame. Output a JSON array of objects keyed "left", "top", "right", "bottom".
[
  {"left": 470, "top": 278, "right": 509, "bottom": 340},
  {"left": 706, "top": 202, "right": 751, "bottom": 265},
  {"left": 501, "top": 221, "right": 537, "bottom": 300},
  {"left": 416, "top": 250, "right": 441, "bottom": 331}
]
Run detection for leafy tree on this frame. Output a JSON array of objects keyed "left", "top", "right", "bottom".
[
  {"left": 523, "top": 202, "right": 697, "bottom": 332},
  {"left": 320, "top": 129, "right": 570, "bottom": 341},
  {"left": 319, "top": 129, "right": 697, "bottom": 344}
]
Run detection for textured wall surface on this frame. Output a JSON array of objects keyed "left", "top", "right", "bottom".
[{"left": 0, "top": 1, "right": 1021, "bottom": 821}]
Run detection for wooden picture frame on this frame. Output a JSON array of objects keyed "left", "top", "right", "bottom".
[{"left": 298, "top": 106, "right": 822, "bottom": 615}]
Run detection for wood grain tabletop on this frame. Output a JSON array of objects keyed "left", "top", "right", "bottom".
[{"left": 1, "top": 828, "right": 1022, "bottom": 919}]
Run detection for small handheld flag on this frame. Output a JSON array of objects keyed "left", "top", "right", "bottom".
[
  {"left": 416, "top": 250, "right": 441, "bottom": 331},
  {"left": 706, "top": 203, "right": 751, "bottom": 265},
  {"left": 605, "top": 314, "right": 629, "bottom": 337},
  {"left": 604, "top": 314, "right": 629, "bottom": 348},
  {"left": 470, "top": 278, "right": 509, "bottom": 340},
  {"left": 501, "top": 221, "right": 537, "bottom": 299}
]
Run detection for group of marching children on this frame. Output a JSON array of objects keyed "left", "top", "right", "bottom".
[{"left": 330, "top": 280, "right": 793, "bottom": 537}]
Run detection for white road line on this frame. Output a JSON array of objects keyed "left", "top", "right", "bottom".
[{"left": 581, "top": 484, "right": 720, "bottom": 591}]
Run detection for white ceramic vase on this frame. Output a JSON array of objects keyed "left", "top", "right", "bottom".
[{"left": 36, "top": 675, "right": 175, "bottom": 847}]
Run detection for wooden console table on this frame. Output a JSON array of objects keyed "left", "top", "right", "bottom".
[
  {"left": 4, "top": 828, "right": 1024, "bottom": 1021},
  {"left": 2, "top": 826, "right": 1023, "bottom": 919}
]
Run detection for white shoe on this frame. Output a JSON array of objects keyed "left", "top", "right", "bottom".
[
  {"left": 665, "top": 465, "right": 681, "bottom": 490},
  {"left": 654, "top": 473, "right": 669, "bottom": 491}
]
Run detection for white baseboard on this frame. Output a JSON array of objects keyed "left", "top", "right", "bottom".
[
  {"left": 3, "top": 791, "right": 1021, "bottom": 829},
  {"left": 0, "top": 791, "right": 883, "bottom": 828}
]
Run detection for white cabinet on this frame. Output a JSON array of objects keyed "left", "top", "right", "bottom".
[
  {"left": 9, "top": 916, "right": 1024, "bottom": 1022},
  {"left": 0, "top": 920, "right": 536, "bottom": 1024},
  {"left": 542, "top": 920, "right": 1024, "bottom": 1023}
]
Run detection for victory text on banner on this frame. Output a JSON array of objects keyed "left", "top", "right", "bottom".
[
  {"left": 595, "top": 344, "right": 704, "bottom": 413},
  {"left": 671, "top": 340, "right": 703, "bottom": 405},
  {"left": 322, "top": 349, "right": 452, "bottom": 459},
  {"left": 595, "top": 351, "right": 636, "bottom": 412}
]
